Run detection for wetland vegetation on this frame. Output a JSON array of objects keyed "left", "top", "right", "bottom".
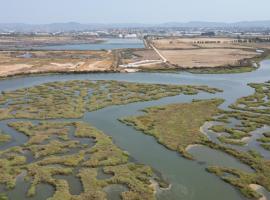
[
  {"left": 1, "top": 67, "right": 270, "bottom": 200},
  {"left": 0, "top": 80, "right": 221, "bottom": 120},
  {"left": 120, "top": 99, "right": 224, "bottom": 159},
  {"left": 0, "top": 131, "right": 10, "bottom": 144},
  {"left": 0, "top": 80, "right": 223, "bottom": 200},
  {"left": 120, "top": 80, "right": 270, "bottom": 199},
  {"left": 210, "top": 81, "right": 270, "bottom": 146},
  {"left": 0, "top": 121, "right": 157, "bottom": 200}
]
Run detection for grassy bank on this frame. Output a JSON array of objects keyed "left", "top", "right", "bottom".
[
  {"left": 0, "top": 131, "right": 10, "bottom": 144},
  {"left": 186, "top": 65, "right": 257, "bottom": 74},
  {"left": 120, "top": 99, "right": 224, "bottom": 159},
  {"left": 205, "top": 141, "right": 270, "bottom": 199}
]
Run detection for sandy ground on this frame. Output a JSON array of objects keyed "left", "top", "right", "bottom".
[
  {"left": 249, "top": 184, "right": 267, "bottom": 200},
  {"left": 0, "top": 50, "right": 115, "bottom": 77},
  {"left": 160, "top": 48, "right": 259, "bottom": 68},
  {"left": 185, "top": 144, "right": 202, "bottom": 151},
  {"left": 243, "top": 43, "right": 270, "bottom": 50},
  {"left": 150, "top": 179, "right": 172, "bottom": 195}
]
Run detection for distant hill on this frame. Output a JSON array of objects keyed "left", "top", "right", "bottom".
[
  {"left": 161, "top": 21, "right": 270, "bottom": 28},
  {"left": 0, "top": 21, "right": 270, "bottom": 33}
]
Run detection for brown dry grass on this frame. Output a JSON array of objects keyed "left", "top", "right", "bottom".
[
  {"left": 152, "top": 38, "right": 199, "bottom": 49},
  {"left": 151, "top": 37, "right": 251, "bottom": 49},
  {"left": 242, "top": 43, "right": 270, "bottom": 50},
  {"left": 160, "top": 48, "right": 259, "bottom": 68}
]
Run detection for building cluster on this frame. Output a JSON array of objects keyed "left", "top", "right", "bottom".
[{"left": 0, "top": 26, "right": 270, "bottom": 39}]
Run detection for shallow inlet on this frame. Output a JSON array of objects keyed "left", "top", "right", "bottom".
[
  {"left": 83, "top": 97, "right": 248, "bottom": 200},
  {"left": 54, "top": 174, "right": 83, "bottom": 195},
  {"left": 187, "top": 145, "right": 254, "bottom": 173},
  {"left": 103, "top": 184, "right": 128, "bottom": 200},
  {"left": 0, "top": 59, "right": 270, "bottom": 199},
  {"left": 0, "top": 174, "right": 55, "bottom": 200}
]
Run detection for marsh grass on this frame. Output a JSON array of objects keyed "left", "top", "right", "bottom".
[
  {"left": 0, "top": 80, "right": 223, "bottom": 199},
  {"left": 119, "top": 81, "right": 270, "bottom": 199},
  {"left": 0, "top": 80, "right": 222, "bottom": 120},
  {"left": 207, "top": 82, "right": 270, "bottom": 146},
  {"left": 186, "top": 65, "right": 257, "bottom": 74},
  {"left": 0, "top": 121, "right": 158, "bottom": 200},
  {"left": 203, "top": 81, "right": 270, "bottom": 198},
  {"left": 0, "top": 131, "right": 11, "bottom": 144},
  {"left": 120, "top": 99, "right": 224, "bottom": 159},
  {"left": 205, "top": 140, "right": 270, "bottom": 199}
]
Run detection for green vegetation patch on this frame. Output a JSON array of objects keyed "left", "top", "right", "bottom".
[
  {"left": 0, "top": 131, "right": 11, "bottom": 144},
  {"left": 0, "top": 121, "right": 157, "bottom": 200},
  {"left": 260, "top": 144, "right": 270, "bottom": 151},
  {"left": 1, "top": 80, "right": 219, "bottom": 199},
  {"left": 186, "top": 65, "right": 257, "bottom": 74},
  {"left": 120, "top": 99, "right": 224, "bottom": 159},
  {"left": 203, "top": 81, "right": 270, "bottom": 198},
  {"left": 205, "top": 141, "right": 270, "bottom": 199},
  {"left": 209, "top": 81, "right": 270, "bottom": 146},
  {"left": 119, "top": 92, "right": 270, "bottom": 198},
  {"left": 0, "top": 80, "right": 222, "bottom": 120},
  {"left": 0, "top": 194, "right": 8, "bottom": 200}
]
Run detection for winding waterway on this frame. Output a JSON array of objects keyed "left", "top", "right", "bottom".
[{"left": 1, "top": 59, "right": 270, "bottom": 200}]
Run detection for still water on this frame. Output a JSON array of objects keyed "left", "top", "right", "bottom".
[
  {"left": 33, "top": 38, "right": 144, "bottom": 50},
  {"left": 1, "top": 59, "right": 270, "bottom": 200}
]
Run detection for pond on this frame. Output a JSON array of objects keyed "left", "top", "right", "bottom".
[{"left": 31, "top": 38, "right": 145, "bottom": 50}]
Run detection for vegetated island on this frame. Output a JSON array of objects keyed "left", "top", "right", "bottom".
[
  {"left": 120, "top": 81, "right": 270, "bottom": 199},
  {"left": 0, "top": 80, "right": 221, "bottom": 120},
  {"left": 0, "top": 80, "right": 222, "bottom": 200}
]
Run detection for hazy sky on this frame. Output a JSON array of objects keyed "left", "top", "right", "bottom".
[{"left": 0, "top": 0, "right": 269, "bottom": 24}]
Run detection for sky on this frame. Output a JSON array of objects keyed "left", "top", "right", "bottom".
[{"left": 0, "top": 0, "right": 269, "bottom": 24}]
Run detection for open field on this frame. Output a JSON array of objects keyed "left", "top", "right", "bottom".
[
  {"left": 242, "top": 43, "right": 270, "bottom": 50},
  {"left": 160, "top": 48, "right": 259, "bottom": 68},
  {"left": 144, "top": 37, "right": 270, "bottom": 71},
  {"left": 0, "top": 50, "right": 116, "bottom": 77},
  {"left": 151, "top": 37, "right": 254, "bottom": 50}
]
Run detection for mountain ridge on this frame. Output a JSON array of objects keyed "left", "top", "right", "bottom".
[{"left": 0, "top": 21, "right": 270, "bottom": 32}]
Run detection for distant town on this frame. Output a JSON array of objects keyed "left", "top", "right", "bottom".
[{"left": 1, "top": 21, "right": 270, "bottom": 39}]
